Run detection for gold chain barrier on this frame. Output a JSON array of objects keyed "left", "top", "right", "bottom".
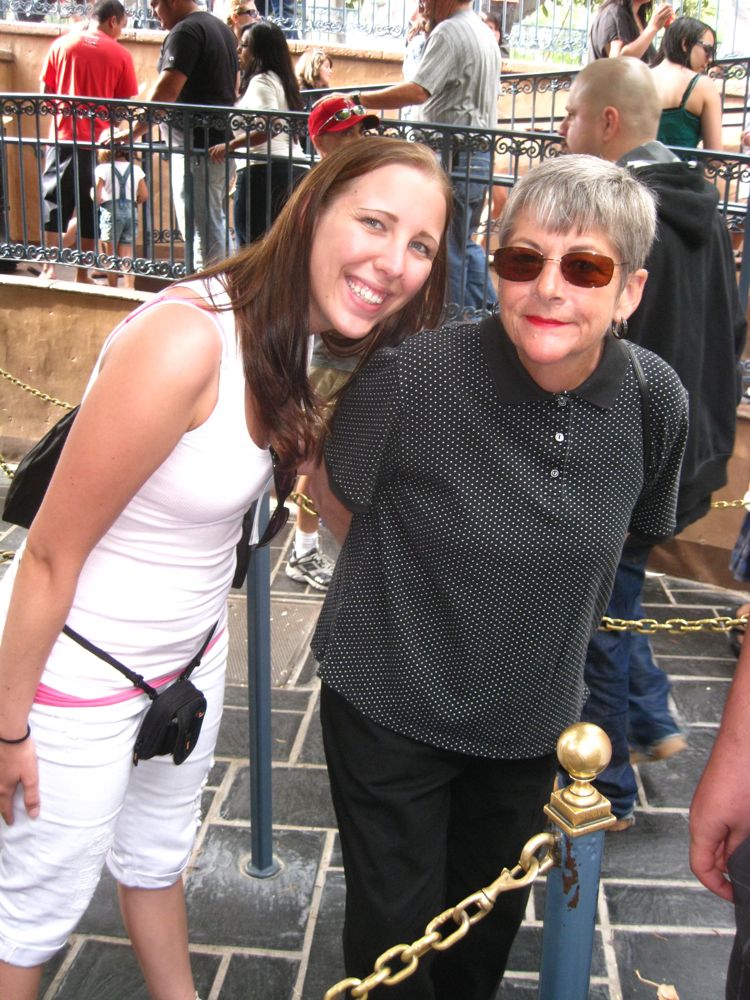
[
  {"left": 323, "top": 831, "right": 557, "bottom": 1000},
  {"left": 0, "top": 367, "right": 75, "bottom": 411},
  {"left": 601, "top": 613, "right": 747, "bottom": 635},
  {"left": 0, "top": 367, "right": 76, "bottom": 483},
  {"left": 0, "top": 455, "right": 15, "bottom": 481}
]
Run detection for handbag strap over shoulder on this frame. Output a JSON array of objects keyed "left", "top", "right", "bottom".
[
  {"left": 61, "top": 620, "right": 219, "bottom": 700},
  {"left": 626, "top": 342, "right": 653, "bottom": 481}
]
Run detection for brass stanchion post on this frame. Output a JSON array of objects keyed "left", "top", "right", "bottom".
[{"left": 538, "top": 723, "right": 615, "bottom": 999}]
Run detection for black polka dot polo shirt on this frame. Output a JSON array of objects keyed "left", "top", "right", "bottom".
[{"left": 312, "top": 316, "right": 688, "bottom": 760}]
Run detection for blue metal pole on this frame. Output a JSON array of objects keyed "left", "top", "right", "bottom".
[
  {"left": 538, "top": 723, "right": 614, "bottom": 999},
  {"left": 538, "top": 829, "right": 605, "bottom": 999},
  {"left": 245, "top": 493, "right": 280, "bottom": 879}
]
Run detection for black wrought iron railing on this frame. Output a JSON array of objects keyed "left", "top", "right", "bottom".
[
  {"left": 496, "top": 56, "right": 750, "bottom": 135},
  {"left": 0, "top": 94, "right": 747, "bottom": 315}
]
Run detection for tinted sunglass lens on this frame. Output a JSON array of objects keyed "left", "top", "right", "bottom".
[
  {"left": 560, "top": 252, "right": 614, "bottom": 288},
  {"left": 494, "top": 247, "right": 616, "bottom": 287},
  {"left": 493, "top": 247, "right": 543, "bottom": 281}
]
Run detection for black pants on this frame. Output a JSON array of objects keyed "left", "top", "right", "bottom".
[
  {"left": 233, "top": 161, "right": 307, "bottom": 246},
  {"left": 320, "top": 684, "right": 557, "bottom": 1000},
  {"left": 42, "top": 144, "right": 96, "bottom": 239}
]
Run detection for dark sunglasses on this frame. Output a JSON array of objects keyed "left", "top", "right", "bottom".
[
  {"left": 255, "top": 446, "right": 295, "bottom": 549},
  {"left": 239, "top": 7, "right": 261, "bottom": 15},
  {"left": 493, "top": 246, "right": 626, "bottom": 289},
  {"left": 695, "top": 40, "right": 715, "bottom": 57}
]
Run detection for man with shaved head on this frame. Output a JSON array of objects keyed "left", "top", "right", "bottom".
[{"left": 561, "top": 57, "right": 746, "bottom": 830}]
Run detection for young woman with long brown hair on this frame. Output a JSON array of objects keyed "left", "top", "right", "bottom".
[{"left": 0, "top": 137, "right": 451, "bottom": 1000}]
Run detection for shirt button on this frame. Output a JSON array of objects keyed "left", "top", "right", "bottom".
[
  {"left": 555, "top": 432, "right": 565, "bottom": 442},
  {"left": 557, "top": 396, "right": 567, "bottom": 407},
  {"left": 550, "top": 468, "right": 560, "bottom": 478}
]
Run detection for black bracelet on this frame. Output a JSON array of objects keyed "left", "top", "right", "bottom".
[{"left": 0, "top": 724, "right": 31, "bottom": 745}]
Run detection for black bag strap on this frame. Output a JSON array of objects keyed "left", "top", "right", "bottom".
[
  {"left": 61, "top": 620, "right": 219, "bottom": 701},
  {"left": 626, "top": 342, "right": 653, "bottom": 480}
]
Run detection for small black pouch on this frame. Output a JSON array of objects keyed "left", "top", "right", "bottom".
[
  {"left": 133, "top": 678, "right": 207, "bottom": 765},
  {"left": 62, "top": 622, "right": 217, "bottom": 766}
]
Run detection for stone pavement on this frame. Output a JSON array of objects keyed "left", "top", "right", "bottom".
[{"left": 0, "top": 504, "right": 748, "bottom": 1000}]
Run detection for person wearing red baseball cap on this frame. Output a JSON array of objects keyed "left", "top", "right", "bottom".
[{"left": 307, "top": 95, "right": 380, "bottom": 158}]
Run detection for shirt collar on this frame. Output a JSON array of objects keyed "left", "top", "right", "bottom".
[{"left": 478, "top": 314, "right": 631, "bottom": 408}]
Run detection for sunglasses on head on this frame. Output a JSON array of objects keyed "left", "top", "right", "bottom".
[
  {"left": 319, "top": 104, "right": 366, "bottom": 130},
  {"left": 493, "top": 246, "right": 626, "bottom": 288},
  {"left": 254, "top": 446, "right": 295, "bottom": 550}
]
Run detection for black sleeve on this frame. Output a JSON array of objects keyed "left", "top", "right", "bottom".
[
  {"left": 159, "top": 21, "right": 201, "bottom": 79},
  {"left": 324, "top": 349, "right": 402, "bottom": 514}
]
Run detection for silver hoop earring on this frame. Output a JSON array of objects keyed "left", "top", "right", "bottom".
[{"left": 611, "top": 318, "right": 628, "bottom": 340}]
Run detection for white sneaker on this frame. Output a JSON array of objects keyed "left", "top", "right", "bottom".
[{"left": 285, "top": 546, "right": 335, "bottom": 590}]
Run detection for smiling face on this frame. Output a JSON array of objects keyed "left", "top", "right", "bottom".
[
  {"left": 307, "top": 163, "right": 447, "bottom": 340},
  {"left": 689, "top": 29, "right": 715, "bottom": 71},
  {"left": 497, "top": 211, "right": 646, "bottom": 392}
]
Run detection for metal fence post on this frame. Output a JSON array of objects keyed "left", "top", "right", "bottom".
[
  {"left": 538, "top": 723, "right": 615, "bottom": 1000},
  {"left": 245, "top": 493, "right": 280, "bottom": 878}
]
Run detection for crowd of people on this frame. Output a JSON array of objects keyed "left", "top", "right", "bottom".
[
  {"left": 4, "top": 4, "right": 750, "bottom": 999},
  {"left": 587, "top": 1, "right": 724, "bottom": 153},
  {"left": 37, "top": 0, "right": 729, "bottom": 296}
]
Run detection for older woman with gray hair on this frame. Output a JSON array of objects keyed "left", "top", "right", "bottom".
[{"left": 307, "top": 153, "right": 689, "bottom": 998}]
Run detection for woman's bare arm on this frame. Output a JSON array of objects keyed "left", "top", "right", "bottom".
[{"left": 0, "top": 301, "right": 223, "bottom": 824}]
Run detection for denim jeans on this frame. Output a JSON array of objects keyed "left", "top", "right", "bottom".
[
  {"left": 98, "top": 198, "right": 138, "bottom": 246},
  {"left": 170, "top": 152, "right": 231, "bottom": 271},
  {"left": 446, "top": 149, "right": 496, "bottom": 315},
  {"left": 581, "top": 535, "right": 681, "bottom": 817}
]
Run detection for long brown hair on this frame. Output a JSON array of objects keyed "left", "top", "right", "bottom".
[{"left": 200, "top": 137, "right": 452, "bottom": 468}]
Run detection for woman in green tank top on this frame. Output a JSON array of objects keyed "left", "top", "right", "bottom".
[{"left": 651, "top": 17, "right": 722, "bottom": 151}]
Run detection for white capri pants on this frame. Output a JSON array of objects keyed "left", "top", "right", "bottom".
[{"left": 0, "top": 630, "right": 227, "bottom": 967}]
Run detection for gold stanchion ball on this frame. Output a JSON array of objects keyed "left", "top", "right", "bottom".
[{"left": 556, "top": 723, "right": 612, "bottom": 782}]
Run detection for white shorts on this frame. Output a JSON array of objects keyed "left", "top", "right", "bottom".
[{"left": 0, "top": 630, "right": 227, "bottom": 967}]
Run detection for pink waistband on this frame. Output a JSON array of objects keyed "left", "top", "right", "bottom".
[{"left": 34, "top": 628, "right": 225, "bottom": 708}]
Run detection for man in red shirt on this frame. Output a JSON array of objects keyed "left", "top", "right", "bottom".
[{"left": 40, "top": 0, "right": 138, "bottom": 282}]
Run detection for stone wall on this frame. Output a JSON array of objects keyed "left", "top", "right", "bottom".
[
  {"left": 0, "top": 276, "right": 148, "bottom": 460},
  {"left": 0, "top": 20, "right": 405, "bottom": 96}
]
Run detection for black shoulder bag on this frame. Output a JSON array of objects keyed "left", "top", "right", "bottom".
[
  {"left": 3, "top": 405, "right": 79, "bottom": 528},
  {"left": 62, "top": 621, "right": 218, "bottom": 765}
]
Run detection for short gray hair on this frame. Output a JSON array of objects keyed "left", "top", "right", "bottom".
[{"left": 498, "top": 155, "right": 657, "bottom": 276}]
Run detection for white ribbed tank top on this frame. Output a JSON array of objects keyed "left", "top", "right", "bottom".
[{"left": 4, "top": 278, "right": 272, "bottom": 699}]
